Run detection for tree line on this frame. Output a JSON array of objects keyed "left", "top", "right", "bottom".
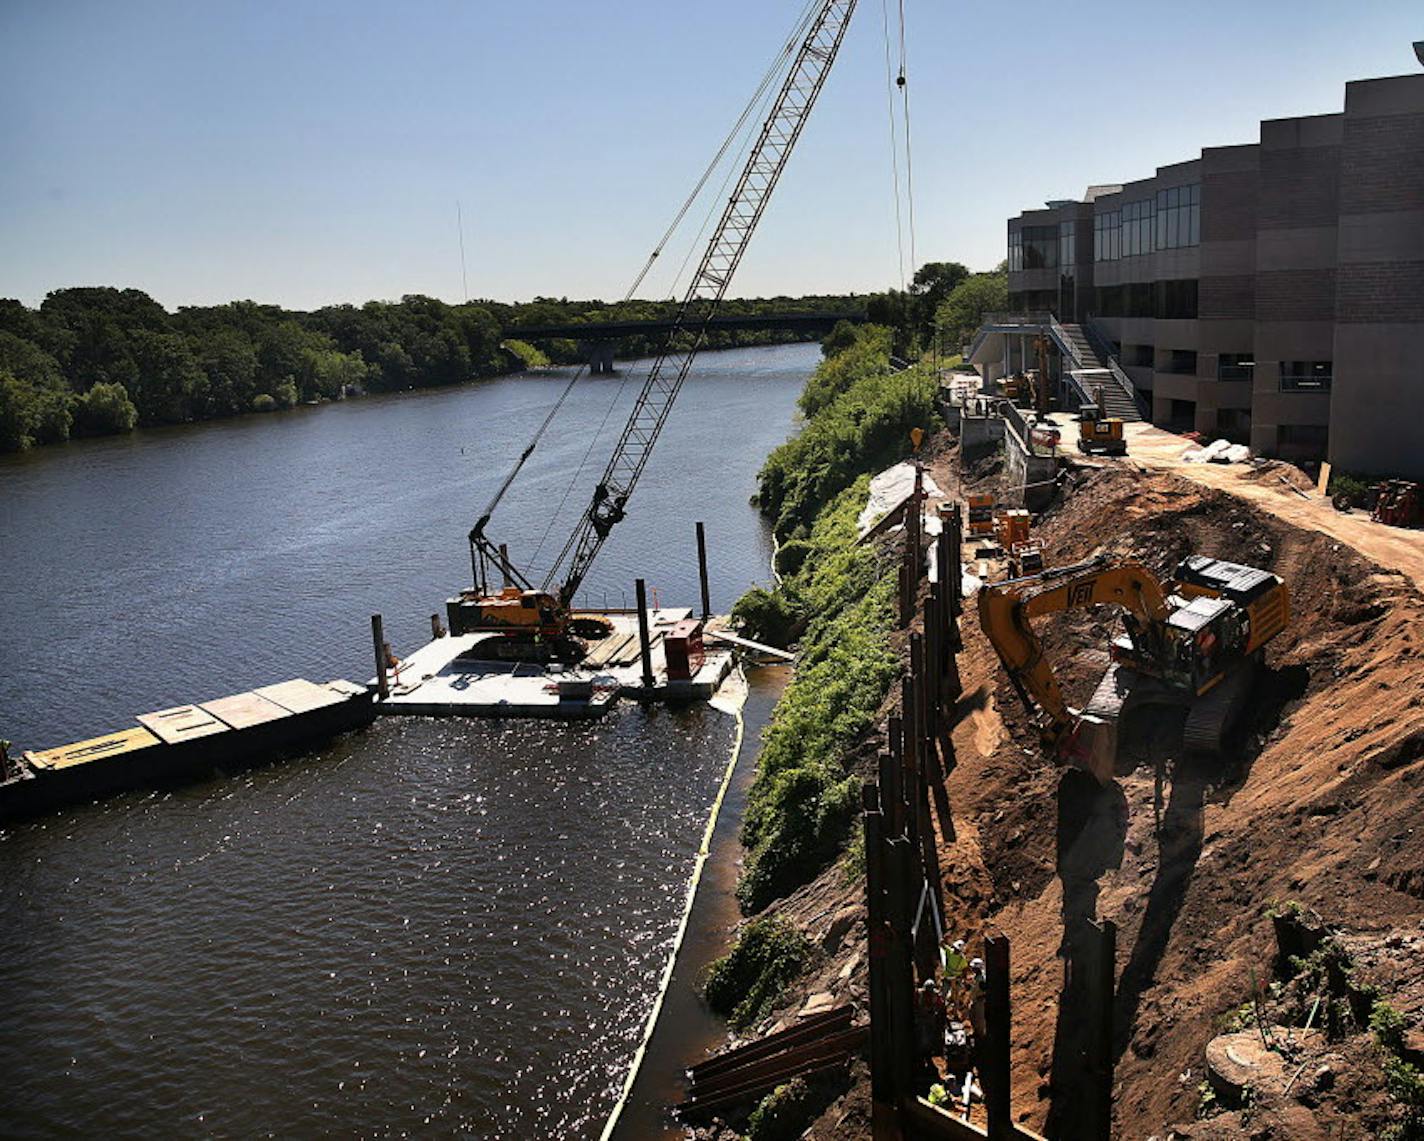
[
  {"left": 851, "top": 260, "right": 1009, "bottom": 362},
  {"left": 0, "top": 287, "right": 869, "bottom": 453}
]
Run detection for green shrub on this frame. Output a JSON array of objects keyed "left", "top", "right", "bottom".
[
  {"left": 731, "top": 586, "right": 803, "bottom": 649},
  {"left": 746, "top": 1078, "right": 814, "bottom": 1141},
  {"left": 757, "top": 333, "right": 939, "bottom": 541},
  {"left": 1375, "top": 1001, "right": 1409, "bottom": 1053},
  {"left": 1328, "top": 471, "right": 1373, "bottom": 507},
  {"left": 801, "top": 324, "right": 894, "bottom": 416},
  {"left": 704, "top": 915, "right": 813, "bottom": 1031},
  {"left": 503, "top": 338, "right": 550, "bottom": 369},
  {"left": 1384, "top": 1055, "right": 1424, "bottom": 1130},
  {"left": 737, "top": 479, "right": 899, "bottom": 912},
  {"left": 774, "top": 539, "right": 811, "bottom": 579},
  {"left": 251, "top": 393, "right": 278, "bottom": 413},
  {"left": 820, "top": 319, "right": 862, "bottom": 359},
  {"left": 273, "top": 380, "right": 299, "bottom": 408}
]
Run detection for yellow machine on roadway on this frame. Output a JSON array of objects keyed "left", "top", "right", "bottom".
[
  {"left": 1076, "top": 403, "right": 1127, "bottom": 456},
  {"left": 977, "top": 554, "right": 1290, "bottom": 781}
]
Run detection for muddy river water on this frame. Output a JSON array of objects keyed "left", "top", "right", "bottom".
[{"left": 0, "top": 343, "right": 814, "bottom": 1137}]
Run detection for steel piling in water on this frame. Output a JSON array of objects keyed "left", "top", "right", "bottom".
[
  {"left": 371, "top": 614, "right": 389, "bottom": 700},
  {"left": 634, "top": 579, "right": 655, "bottom": 690},
  {"left": 695, "top": 521, "right": 712, "bottom": 620}
]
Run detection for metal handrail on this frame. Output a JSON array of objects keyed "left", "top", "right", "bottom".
[
  {"left": 1082, "top": 317, "right": 1150, "bottom": 419},
  {"left": 985, "top": 310, "right": 1055, "bottom": 326}
]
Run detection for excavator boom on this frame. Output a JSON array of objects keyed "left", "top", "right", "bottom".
[
  {"left": 978, "top": 553, "right": 1290, "bottom": 782},
  {"left": 977, "top": 557, "right": 1171, "bottom": 778}
]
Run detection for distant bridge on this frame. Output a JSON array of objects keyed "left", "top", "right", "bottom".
[{"left": 505, "top": 311, "right": 866, "bottom": 373}]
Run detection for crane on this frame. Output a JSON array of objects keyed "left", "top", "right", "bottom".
[{"left": 448, "top": 0, "right": 859, "bottom": 656}]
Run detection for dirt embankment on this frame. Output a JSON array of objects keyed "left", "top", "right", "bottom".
[
  {"left": 696, "top": 440, "right": 1424, "bottom": 1139},
  {"left": 942, "top": 457, "right": 1424, "bottom": 1135}
]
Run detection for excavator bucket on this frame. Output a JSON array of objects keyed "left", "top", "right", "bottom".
[{"left": 1061, "top": 714, "right": 1118, "bottom": 785}]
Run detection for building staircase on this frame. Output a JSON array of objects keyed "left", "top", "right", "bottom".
[{"left": 1058, "top": 322, "right": 1143, "bottom": 422}]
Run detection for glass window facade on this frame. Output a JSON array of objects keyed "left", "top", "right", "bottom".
[
  {"left": 1154, "top": 184, "right": 1200, "bottom": 249},
  {"left": 1023, "top": 226, "right": 1057, "bottom": 270},
  {"left": 1122, "top": 199, "right": 1154, "bottom": 257},
  {"left": 1281, "top": 360, "right": 1332, "bottom": 392},
  {"left": 1059, "top": 222, "right": 1075, "bottom": 271},
  {"left": 1008, "top": 225, "right": 1059, "bottom": 271},
  {"left": 1094, "top": 211, "right": 1120, "bottom": 261},
  {"left": 1154, "top": 279, "right": 1198, "bottom": 319}
]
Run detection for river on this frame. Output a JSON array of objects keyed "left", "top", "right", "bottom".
[{"left": 0, "top": 342, "right": 814, "bottom": 1137}]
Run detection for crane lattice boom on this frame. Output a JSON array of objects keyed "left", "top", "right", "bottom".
[{"left": 471, "top": 0, "right": 858, "bottom": 608}]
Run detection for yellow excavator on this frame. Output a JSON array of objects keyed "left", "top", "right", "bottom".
[{"left": 978, "top": 554, "right": 1290, "bottom": 782}]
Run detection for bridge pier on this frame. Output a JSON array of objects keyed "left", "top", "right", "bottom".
[{"left": 581, "top": 340, "right": 616, "bottom": 375}]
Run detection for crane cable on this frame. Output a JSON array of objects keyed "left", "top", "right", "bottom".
[
  {"left": 897, "top": 0, "right": 918, "bottom": 273},
  {"left": 483, "top": 0, "right": 822, "bottom": 543},
  {"left": 880, "top": 0, "right": 906, "bottom": 291},
  {"left": 526, "top": 0, "right": 822, "bottom": 572}
]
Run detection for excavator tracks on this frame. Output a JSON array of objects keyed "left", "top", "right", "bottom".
[{"left": 1183, "top": 661, "right": 1259, "bottom": 756}]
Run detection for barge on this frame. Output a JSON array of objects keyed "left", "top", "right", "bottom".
[{"left": 1, "top": 677, "right": 375, "bottom": 820}]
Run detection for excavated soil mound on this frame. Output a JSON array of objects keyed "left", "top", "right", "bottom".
[
  {"left": 944, "top": 463, "right": 1424, "bottom": 1135},
  {"left": 692, "top": 448, "right": 1424, "bottom": 1140}
]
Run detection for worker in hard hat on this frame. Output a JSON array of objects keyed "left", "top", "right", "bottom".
[
  {"left": 965, "top": 957, "right": 987, "bottom": 1042},
  {"left": 941, "top": 938, "right": 969, "bottom": 981}
]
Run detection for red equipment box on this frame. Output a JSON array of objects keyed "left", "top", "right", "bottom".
[{"left": 664, "top": 619, "right": 706, "bottom": 681}]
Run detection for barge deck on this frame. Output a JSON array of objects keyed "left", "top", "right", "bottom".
[
  {"left": 377, "top": 608, "right": 734, "bottom": 719},
  {"left": 2, "top": 677, "right": 374, "bottom": 819}
]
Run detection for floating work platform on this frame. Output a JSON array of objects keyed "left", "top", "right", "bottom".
[
  {"left": 1, "top": 678, "right": 374, "bottom": 819},
  {"left": 377, "top": 609, "right": 735, "bottom": 720}
]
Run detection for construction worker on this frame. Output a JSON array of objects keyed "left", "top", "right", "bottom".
[
  {"left": 915, "top": 978, "right": 947, "bottom": 1080},
  {"left": 941, "top": 937, "right": 969, "bottom": 982},
  {"left": 965, "top": 957, "right": 988, "bottom": 1042}
]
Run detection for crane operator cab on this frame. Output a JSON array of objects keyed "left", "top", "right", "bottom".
[{"left": 448, "top": 587, "right": 563, "bottom": 638}]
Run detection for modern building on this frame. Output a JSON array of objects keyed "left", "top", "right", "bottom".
[{"left": 983, "top": 62, "right": 1424, "bottom": 478}]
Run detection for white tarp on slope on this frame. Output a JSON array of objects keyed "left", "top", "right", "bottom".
[
  {"left": 857, "top": 461, "right": 978, "bottom": 595},
  {"left": 1182, "top": 438, "right": 1251, "bottom": 465},
  {"left": 856, "top": 461, "right": 943, "bottom": 537}
]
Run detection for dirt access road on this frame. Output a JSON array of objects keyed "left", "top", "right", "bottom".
[{"left": 1124, "top": 422, "right": 1424, "bottom": 589}]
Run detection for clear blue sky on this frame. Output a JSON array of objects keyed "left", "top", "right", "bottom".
[{"left": 1, "top": 0, "right": 1419, "bottom": 310}]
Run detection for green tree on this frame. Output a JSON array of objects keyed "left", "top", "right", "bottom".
[
  {"left": 72, "top": 381, "right": 138, "bottom": 436},
  {"left": 0, "top": 369, "right": 41, "bottom": 451},
  {"left": 128, "top": 330, "right": 205, "bottom": 423},
  {"left": 0, "top": 333, "right": 74, "bottom": 442},
  {"left": 196, "top": 328, "right": 259, "bottom": 416},
  {"left": 865, "top": 289, "right": 916, "bottom": 360},
  {"left": 820, "top": 319, "right": 860, "bottom": 359},
  {"left": 32, "top": 387, "right": 75, "bottom": 443},
  {"left": 0, "top": 331, "right": 65, "bottom": 390},
  {"left": 935, "top": 269, "right": 1009, "bottom": 353},
  {"left": 304, "top": 347, "right": 370, "bottom": 399},
  {"left": 909, "top": 261, "right": 970, "bottom": 342}
]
